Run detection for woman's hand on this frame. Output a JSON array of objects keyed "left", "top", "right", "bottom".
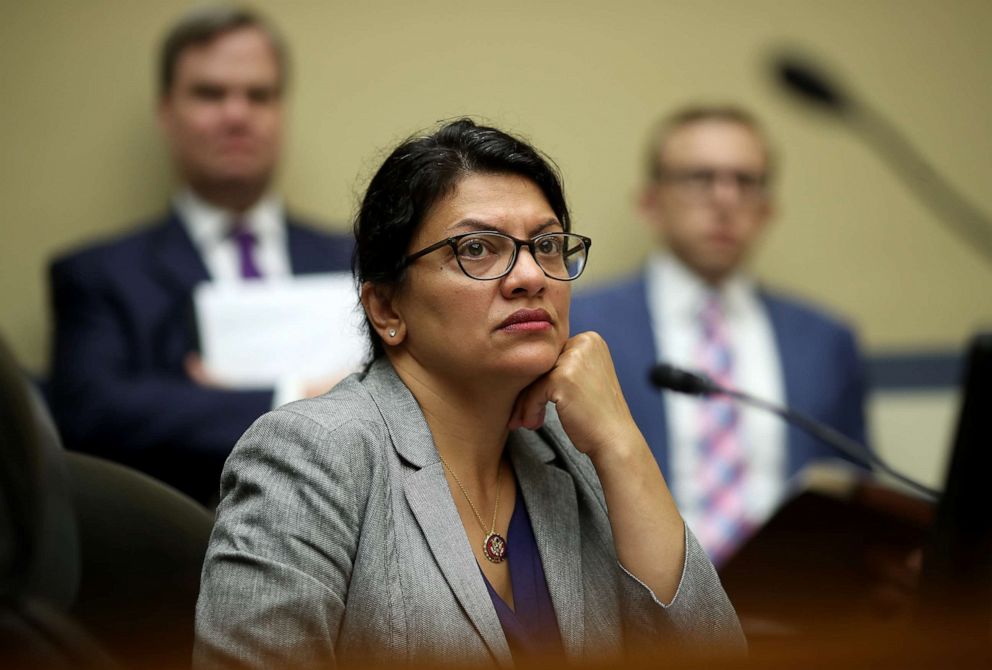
[
  {"left": 508, "top": 331, "right": 642, "bottom": 462},
  {"left": 510, "top": 331, "right": 687, "bottom": 602}
]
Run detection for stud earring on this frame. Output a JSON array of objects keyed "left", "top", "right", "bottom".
[{"left": 388, "top": 328, "right": 397, "bottom": 338}]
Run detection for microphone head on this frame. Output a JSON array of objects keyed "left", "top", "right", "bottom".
[
  {"left": 649, "top": 363, "right": 718, "bottom": 396},
  {"left": 774, "top": 55, "right": 850, "bottom": 115}
]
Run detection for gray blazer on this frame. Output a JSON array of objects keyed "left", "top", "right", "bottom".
[{"left": 194, "top": 358, "right": 744, "bottom": 668}]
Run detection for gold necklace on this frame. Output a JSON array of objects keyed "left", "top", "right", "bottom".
[{"left": 437, "top": 453, "right": 507, "bottom": 564}]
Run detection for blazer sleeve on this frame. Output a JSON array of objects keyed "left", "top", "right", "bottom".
[
  {"left": 617, "top": 527, "right": 747, "bottom": 655},
  {"left": 194, "top": 404, "right": 378, "bottom": 670},
  {"left": 47, "top": 255, "right": 273, "bottom": 459},
  {"left": 542, "top": 415, "right": 746, "bottom": 656}
]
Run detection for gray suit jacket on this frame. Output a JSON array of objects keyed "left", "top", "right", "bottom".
[{"left": 194, "top": 358, "right": 744, "bottom": 668}]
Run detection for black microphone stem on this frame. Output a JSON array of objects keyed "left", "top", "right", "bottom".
[
  {"left": 775, "top": 55, "right": 992, "bottom": 264},
  {"left": 722, "top": 388, "right": 939, "bottom": 499},
  {"left": 849, "top": 104, "right": 992, "bottom": 264}
]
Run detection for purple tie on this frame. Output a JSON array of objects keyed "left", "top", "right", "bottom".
[
  {"left": 693, "top": 293, "right": 752, "bottom": 566},
  {"left": 230, "top": 220, "right": 262, "bottom": 279}
]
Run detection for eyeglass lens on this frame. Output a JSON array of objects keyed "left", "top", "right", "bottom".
[
  {"left": 454, "top": 233, "right": 587, "bottom": 280},
  {"left": 665, "top": 168, "right": 767, "bottom": 199}
]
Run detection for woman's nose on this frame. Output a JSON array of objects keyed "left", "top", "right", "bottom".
[{"left": 502, "top": 246, "right": 546, "bottom": 295}]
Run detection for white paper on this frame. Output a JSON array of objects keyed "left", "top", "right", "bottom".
[{"left": 193, "top": 273, "right": 366, "bottom": 387}]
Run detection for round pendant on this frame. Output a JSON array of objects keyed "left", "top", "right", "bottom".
[{"left": 483, "top": 532, "right": 507, "bottom": 563}]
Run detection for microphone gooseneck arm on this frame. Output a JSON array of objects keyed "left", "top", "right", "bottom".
[
  {"left": 721, "top": 386, "right": 937, "bottom": 498},
  {"left": 848, "top": 104, "right": 992, "bottom": 265},
  {"left": 650, "top": 363, "right": 939, "bottom": 499},
  {"left": 775, "top": 55, "right": 992, "bottom": 265}
]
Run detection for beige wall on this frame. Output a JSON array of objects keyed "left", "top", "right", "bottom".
[{"left": 3, "top": 0, "right": 991, "bottom": 375}]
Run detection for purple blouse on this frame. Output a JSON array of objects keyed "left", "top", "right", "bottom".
[{"left": 480, "top": 489, "right": 564, "bottom": 659}]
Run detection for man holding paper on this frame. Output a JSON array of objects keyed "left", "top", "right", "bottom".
[{"left": 47, "top": 6, "right": 353, "bottom": 504}]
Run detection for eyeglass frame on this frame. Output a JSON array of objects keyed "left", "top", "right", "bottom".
[
  {"left": 655, "top": 167, "right": 771, "bottom": 202},
  {"left": 399, "top": 230, "right": 593, "bottom": 281}
]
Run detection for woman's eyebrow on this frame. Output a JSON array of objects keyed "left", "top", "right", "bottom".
[
  {"left": 445, "top": 218, "right": 564, "bottom": 235},
  {"left": 446, "top": 218, "right": 499, "bottom": 234},
  {"left": 533, "top": 219, "right": 564, "bottom": 234}
]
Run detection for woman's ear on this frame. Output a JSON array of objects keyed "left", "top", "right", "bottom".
[{"left": 360, "top": 281, "right": 406, "bottom": 346}]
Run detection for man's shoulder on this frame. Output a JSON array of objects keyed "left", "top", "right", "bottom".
[
  {"left": 759, "top": 287, "right": 857, "bottom": 338},
  {"left": 286, "top": 215, "right": 352, "bottom": 244},
  {"left": 284, "top": 214, "right": 354, "bottom": 272},
  {"left": 571, "top": 271, "right": 649, "bottom": 332},
  {"left": 50, "top": 213, "right": 174, "bottom": 274},
  {"left": 572, "top": 271, "right": 647, "bottom": 315},
  {"left": 574, "top": 272, "right": 645, "bottom": 300}
]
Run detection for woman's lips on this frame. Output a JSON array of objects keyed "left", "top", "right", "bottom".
[{"left": 498, "top": 309, "right": 553, "bottom": 332}]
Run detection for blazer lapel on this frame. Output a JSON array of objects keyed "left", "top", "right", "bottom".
[
  {"left": 621, "top": 275, "right": 671, "bottom": 474},
  {"left": 761, "top": 292, "right": 810, "bottom": 477},
  {"left": 150, "top": 211, "right": 211, "bottom": 293},
  {"left": 285, "top": 221, "right": 325, "bottom": 275},
  {"left": 363, "top": 361, "right": 511, "bottom": 665},
  {"left": 404, "top": 470, "right": 511, "bottom": 664},
  {"left": 508, "top": 429, "right": 585, "bottom": 657}
]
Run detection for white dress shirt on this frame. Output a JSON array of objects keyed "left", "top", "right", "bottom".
[
  {"left": 174, "top": 189, "right": 302, "bottom": 407},
  {"left": 645, "top": 253, "right": 787, "bottom": 534},
  {"left": 174, "top": 189, "right": 291, "bottom": 281}
]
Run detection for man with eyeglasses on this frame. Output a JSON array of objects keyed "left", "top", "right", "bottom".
[{"left": 571, "top": 105, "right": 867, "bottom": 567}]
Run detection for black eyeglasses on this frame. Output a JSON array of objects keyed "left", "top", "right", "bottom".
[{"left": 400, "top": 231, "right": 592, "bottom": 281}]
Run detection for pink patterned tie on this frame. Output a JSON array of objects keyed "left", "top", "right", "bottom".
[
  {"left": 694, "top": 293, "right": 751, "bottom": 566},
  {"left": 230, "top": 219, "right": 262, "bottom": 279}
]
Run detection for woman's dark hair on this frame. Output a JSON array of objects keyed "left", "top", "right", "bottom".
[{"left": 353, "top": 118, "right": 571, "bottom": 359}]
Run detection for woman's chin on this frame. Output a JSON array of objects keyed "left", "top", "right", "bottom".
[{"left": 494, "top": 349, "right": 560, "bottom": 382}]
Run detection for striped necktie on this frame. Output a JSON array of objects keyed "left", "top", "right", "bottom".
[
  {"left": 693, "top": 292, "right": 751, "bottom": 566},
  {"left": 230, "top": 219, "right": 262, "bottom": 279}
]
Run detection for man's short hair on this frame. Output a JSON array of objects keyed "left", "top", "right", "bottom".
[
  {"left": 158, "top": 4, "right": 288, "bottom": 97},
  {"left": 644, "top": 105, "right": 776, "bottom": 182}
]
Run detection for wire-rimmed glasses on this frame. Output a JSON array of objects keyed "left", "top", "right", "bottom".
[
  {"left": 401, "top": 231, "right": 592, "bottom": 281},
  {"left": 658, "top": 167, "right": 769, "bottom": 203}
]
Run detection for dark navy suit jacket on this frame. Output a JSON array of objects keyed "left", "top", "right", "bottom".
[
  {"left": 569, "top": 273, "right": 867, "bottom": 481},
  {"left": 48, "top": 211, "right": 353, "bottom": 503}
]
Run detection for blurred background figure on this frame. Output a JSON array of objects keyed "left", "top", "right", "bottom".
[
  {"left": 571, "top": 106, "right": 868, "bottom": 566},
  {"left": 46, "top": 5, "right": 353, "bottom": 505}
]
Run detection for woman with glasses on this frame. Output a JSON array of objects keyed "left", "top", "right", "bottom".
[{"left": 194, "top": 119, "right": 743, "bottom": 669}]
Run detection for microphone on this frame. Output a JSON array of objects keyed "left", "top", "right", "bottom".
[
  {"left": 648, "top": 363, "right": 718, "bottom": 396},
  {"left": 772, "top": 53, "right": 992, "bottom": 265},
  {"left": 649, "top": 362, "right": 938, "bottom": 499},
  {"left": 775, "top": 57, "right": 850, "bottom": 114}
]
